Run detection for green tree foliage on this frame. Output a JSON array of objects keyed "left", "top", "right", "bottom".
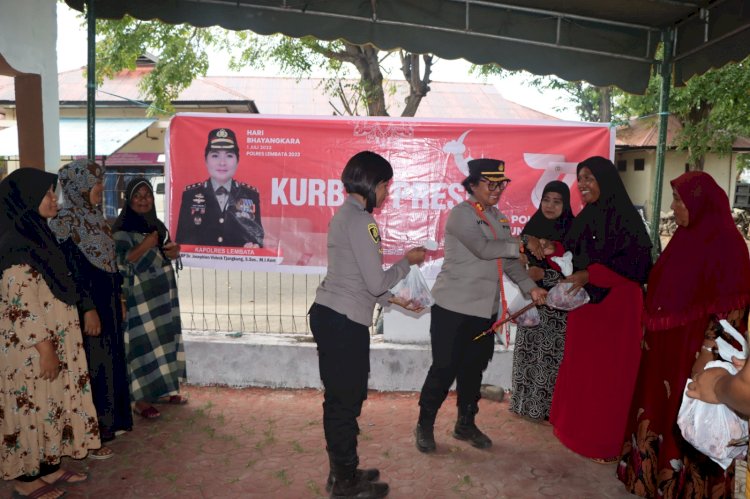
[
  {"left": 94, "top": 16, "right": 433, "bottom": 117},
  {"left": 476, "top": 56, "right": 750, "bottom": 169}
]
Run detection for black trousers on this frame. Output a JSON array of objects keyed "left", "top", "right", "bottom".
[
  {"left": 418, "top": 304, "right": 495, "bottom": 416},
  {"left": 15, "top": 462, "right": 60, "bottom": 482},
  {"left": 309, "top": 303, "right": 370, "bottom": 470}
]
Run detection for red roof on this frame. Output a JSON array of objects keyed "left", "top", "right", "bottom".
[{"left": 616, "top": 114, "right": 750, "bottom": 149}]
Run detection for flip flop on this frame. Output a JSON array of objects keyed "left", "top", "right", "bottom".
[
  {"left": 159, "top": 395, "right": 188, "bottom": 405},
  {"left": 88, "top": 446, "right": 115, "bottom": 460},
  {"left": 590, "top": 457, "right": 619, "bottom": 464},
  {"left": 44, "top": 470, "right": 88, "bottom": 485},
  {"left": 12, "top": 483, "right": 66, "bottom": 498},
  {"left": 134, "top": 405, "right": 161, "bottom": 419}
]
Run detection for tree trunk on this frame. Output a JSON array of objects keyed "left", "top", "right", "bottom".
[
  {"left": 599, "top": 87, "right": 612, "bottom": 123},
  {"left": 400, "top": 52, "right": 432, "bottom": 117},
  {"left": 343, "top": 42, "right": 388, "bottom": 116}
]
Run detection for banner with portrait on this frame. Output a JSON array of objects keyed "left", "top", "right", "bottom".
[{"left": 166, "top": 113, "right": 613, "bottom": 273}]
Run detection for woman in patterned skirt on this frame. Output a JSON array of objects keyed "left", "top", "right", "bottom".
[
  {"left": 49, "top": 160, "right": 133, "bottom": 458},
  {"left": 1, "top": 168, "right": 100, "bottom": 499},
  {"left": 617, "top": 172, "right": 750, "bottom": 497},
  {"left": 510, "top": 181, "right": 575, "bottom": 421},
  {"left": 113, "top": 178, "right": 185, "bottom": 420}
]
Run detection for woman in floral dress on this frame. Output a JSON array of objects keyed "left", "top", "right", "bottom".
[
  {"left": 0, "top": 168, "right": 100, "bottom": 499},
  {"left": 617, "top": 171, "right": 750, "bottom": 497}
]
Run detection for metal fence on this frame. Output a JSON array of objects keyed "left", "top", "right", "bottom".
[
  {"left": 175, "top": 267, "right": 323, "bottom": 334},
  {"left": 104, "top": 170, "right": 378, "bottom": 336}
]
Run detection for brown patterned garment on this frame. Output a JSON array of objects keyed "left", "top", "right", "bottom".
[{"left": 0, "top": 264, "right": 100, "bottom": 480}]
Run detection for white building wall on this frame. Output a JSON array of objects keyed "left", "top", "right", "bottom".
[
  {"left": 0, "top": 0, "right": 60, "bottom": 171},
  {"left": 617, "top": 149, "right": 739, "bottom": 216}
]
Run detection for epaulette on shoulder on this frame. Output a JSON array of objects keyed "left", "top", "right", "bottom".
[
  {"left": 185, "top": 182, "right": 203, "bottom": 190},
  {"left": 237, "top": 181, "right": 258, "bottom": 192}
]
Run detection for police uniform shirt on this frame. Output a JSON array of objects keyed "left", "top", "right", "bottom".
[
  {"left": 211, "top": 179, "right": 231, "bottom": 211},
  {"left": 314, "top": 195, "right": 411, "bottom": 326},
  {"left": 176, "top": 178, "right": 264, "bottom": 247},
  {"left": 431, "top": 196, "right": 536, "bottom": 319}
]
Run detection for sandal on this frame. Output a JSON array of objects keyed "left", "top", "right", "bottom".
[
  {"left": 89, "top": 446, "right": 115, "bottom": 460},
  {"left": 158, "top": 395, "right": 188, "bottom": 405},
  {"left": 134, "top": 405, "right": 161, "bottom": 419},
  {"left": 12, "top": 483, "right": 65, "bottom": 499},
  {"left": 42, "top": 470, "right": 88, "bottom": 485},
  {"left": 590, "top": 457, "right": 619, "bottom": 464}
]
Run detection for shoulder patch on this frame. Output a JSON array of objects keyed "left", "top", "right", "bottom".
[
  {"left": 185, "top": 182, "right": 202, "bottom": 190},
  {"left": 367, "top": 223, "right": 380, "bottom": 244},
  {"left": 237, "top": 181, "right": 258, "bottom": 192}
]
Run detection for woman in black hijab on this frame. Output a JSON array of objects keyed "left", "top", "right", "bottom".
[
  {"left": 113, "top": 178, "right": 185, "bottom": 420},
  {"left": 510, "top": 180, "right": 575, "bottom": 422},
  {"left": 549, "top": 156, "right": 652, "bottom": 463},
  {"left": 0, "top": 168, "right": 99, "bottom": 498}
]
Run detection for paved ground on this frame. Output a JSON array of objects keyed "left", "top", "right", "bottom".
[{"left": 2, "top": 385, "right": 635, "bottom": 498}]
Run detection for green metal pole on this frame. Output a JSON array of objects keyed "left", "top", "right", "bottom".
[
  {"left": 86, "top": 0, "right": 95, "bottom": 162},
  {"left": 649, "top": 28, "right": 674, "bottom": 257}
]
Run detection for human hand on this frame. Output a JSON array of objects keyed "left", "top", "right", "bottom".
[
  {"left": 690, "top": 341, "right": 716, "bottom": 376},
  {"left": 163, "top": 241, "right": 181, "bottom": 259},
  {"left": 37, "top": 343, "right": 61, "bottom": 381},
  {"left": 540, "top": 239, "right": 558, "bottom": 256},
  {"left": 527, "top": 266, "right": 544, "bottom": 282},
  {"left": 405, "top": 247, "right": 426, "bottom": 266},
  {"left": 83, "top": 309, "right": 101, "bottom": 337},
  {"left": 389, "top": 295, "right": 424, "bottom": 313},
  {"left": 562, "top": 270, "right": 589, "bottom": 294},
  {"left": 687, "top": 367, "right": 730, "bottom": 404},
  {"left": 143, "top": 231, "right": 159, "bottom": 249},
  {"left": 732, "top": 356, "right": 746, "bottom": 371},
  {"left": 519, "top": 253, "right": 529, "bottom": 267},
  {"left": 524, "top": 236, "right": 545, "bottom": 260},
  {"left": 529, "top": 287, "right": 547, "bottom": 306}
]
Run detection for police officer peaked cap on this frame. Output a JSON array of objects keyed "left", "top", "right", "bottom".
[
  {"left": 467, "top": 158, "right": 510, "bottom": 182},
  {"left": 206, "top": 128, "right": 238, "bottom": 151}
]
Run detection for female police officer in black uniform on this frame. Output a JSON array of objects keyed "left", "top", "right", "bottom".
[{"left": 309, "top": 151, "right": 426, "bottom": 498}]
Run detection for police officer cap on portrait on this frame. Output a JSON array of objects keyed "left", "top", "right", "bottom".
[{"left": 176, "top": 127, "right": 264, "bottom": 248}]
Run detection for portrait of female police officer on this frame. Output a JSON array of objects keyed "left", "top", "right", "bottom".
[
  {"left": 415, "top": 158, "right": 548, "bottom": 454},
  {"left": 309, "top": 151, "right": 426, "bottom": 499},
  {"left": 175, "top": 127, "right": 264, "bottom": 248}
]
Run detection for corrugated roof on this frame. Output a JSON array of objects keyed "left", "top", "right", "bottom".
[{"left": 0, "top": 68, "right": 556, "bottom": 120}]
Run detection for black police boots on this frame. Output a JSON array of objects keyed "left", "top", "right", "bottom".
[
  {"left": 326, "top": 458, "right": 380, "bottom": 493},
  {"left": 453, "top": 404, "right": 492, "bottom": 449},
  {"left": 328, "top": 460, "right": 388, "bottom": 498},
  {"left": 414, "top": 408, "right": 437, "bottom": 453}
]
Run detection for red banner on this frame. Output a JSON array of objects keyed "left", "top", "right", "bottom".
[{"left": 166, "top": 114, "right": 612, "bottom": 273}]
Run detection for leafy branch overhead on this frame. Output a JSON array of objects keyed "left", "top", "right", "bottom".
[
  {"left": 94, "top": 16, "right": 434, "bottom": 117},
  {"left": 475, "top": 56, "right": 750, "bottom": 169}
]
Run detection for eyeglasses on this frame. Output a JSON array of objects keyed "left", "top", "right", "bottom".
[{"left": 480, "top": 179, "right": 509, "bottom": 191}]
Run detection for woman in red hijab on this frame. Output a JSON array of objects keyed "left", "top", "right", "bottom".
[{"left": 617, "top": 171, "right": 750, "bottom": 498}]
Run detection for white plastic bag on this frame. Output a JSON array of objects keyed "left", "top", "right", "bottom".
[
  {"left": 546, "top": 282, "right": 590, "bottom": 311},
  {"left": 677, "top": 360, "right": 748, "bottom": 469},
  {"left": 389, "top": 265, "right": 435, "bottom": 309},
  {"left": 507, "top": 290, "right": 540, "bottom": 327},
  {"left": 716, "top": 319, "right": 748, "bottom": 362}
]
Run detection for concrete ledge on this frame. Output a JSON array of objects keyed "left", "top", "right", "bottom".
[{"left": 184, "top": 331, "right": 513, "bottom": 391}]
